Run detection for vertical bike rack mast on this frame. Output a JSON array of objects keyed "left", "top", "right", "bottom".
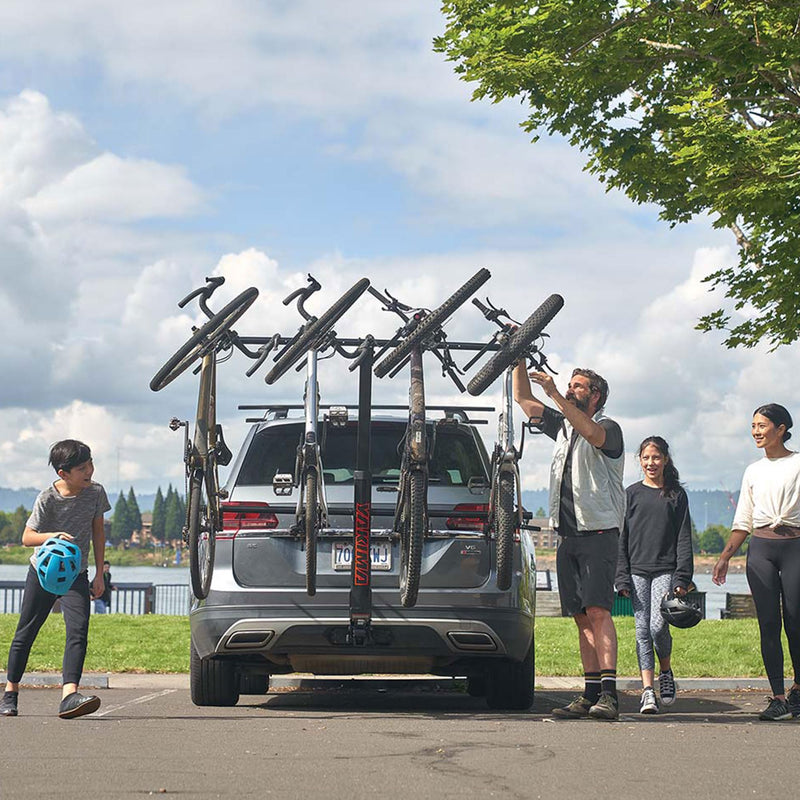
[{"left": 347, "top": 336, "right": 375, "bottom": 646}]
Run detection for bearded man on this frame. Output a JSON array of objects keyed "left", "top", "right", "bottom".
[{"left": 513, "top": 364, "right": 625, "bottom": 720}]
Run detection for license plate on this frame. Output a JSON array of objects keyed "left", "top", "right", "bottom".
[{"left": 332, "top": 541, "right": 392, "bottom": 571}]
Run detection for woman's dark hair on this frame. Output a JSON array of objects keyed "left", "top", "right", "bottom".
[
  {"left": 638, "top": 436, "right": 681, "bottom": 499},
  {"left": 48, "top": 440, "right": 92, "bottom": 473},
  {"left": 753, "top": 404, "right": 793, "bottom": 442}
]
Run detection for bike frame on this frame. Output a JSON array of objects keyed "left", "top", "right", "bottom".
[
  {"left": 294, "top": 348, "right": 329, "bottom": 528},
  {"left": 490, "top": 366, "right": 524, "bottom": 531}
]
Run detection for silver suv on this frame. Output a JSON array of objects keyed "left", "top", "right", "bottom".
[{"left": 189, "top": 408, "right": 537, "bottom": 709}]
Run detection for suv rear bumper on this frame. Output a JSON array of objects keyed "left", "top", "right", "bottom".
[{"left": 191, "top": 598, "right": 533, "bottom": 675}]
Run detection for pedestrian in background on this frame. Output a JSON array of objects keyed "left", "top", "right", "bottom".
[
  {"left": 713, "top": 403, "right": 800, "bottom": 721},
  {"left": 616, "top": 436, "right": 694, "bottom": 714},
  {"left": 92, "top": 560, "right": 114, "bottom": 614}
]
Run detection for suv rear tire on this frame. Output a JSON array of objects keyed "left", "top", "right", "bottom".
[
  {"left": 485, "top": 638, "right": 534, "bottom": 711},
  {"left": 190, "top": 643, "right": 240, "bottom": 707},
  {"left": 238, "top": 673, "right": 270, "bottom": 695}
]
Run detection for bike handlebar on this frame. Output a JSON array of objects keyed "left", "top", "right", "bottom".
[
  {"left": 177, "top": 276, "right": 225, "bottom": 319},
  {"left": 282, "top": 274, "right": 321, "bottom": 321}
]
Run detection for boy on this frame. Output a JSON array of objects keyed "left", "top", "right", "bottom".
[{"left": 1, "top": 440, "right": 111, "bottom": 719}]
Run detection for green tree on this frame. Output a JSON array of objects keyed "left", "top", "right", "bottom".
[
  {"left": 163, "top": 485, "right": 184, "bottom": 542},
  {"left": 535, "top": 506, "right": 547, "bottom": 517},
  {"left": 151, "top": 486, "right": 166, "bottom": 541},
  {"left": 436, "top": 2, "right": 800, "bottom": 349},
  {"left": 699, "top": 524, "right": 728, "bottom": 554},
  {"left": 110, "top": 492, "right": 132, "bottom": 544},
  {"left": 127, "top": 486, "right": 142, "bottom": 534}
]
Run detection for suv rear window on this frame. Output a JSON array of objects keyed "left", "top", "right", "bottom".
[{"left": 235, "top": 421, "right": 487, "bottom": 487}]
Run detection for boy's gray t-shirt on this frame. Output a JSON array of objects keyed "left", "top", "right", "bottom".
[{"left": 27, "top": 482, "right": 111, "bottom": 572}]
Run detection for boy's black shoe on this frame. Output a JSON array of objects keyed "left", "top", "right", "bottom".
[
  {"left": 58, "top": 692, "right": 101, "bottom": 719},
  {"left": 0, "top": 691, "right": 18, "bottom": 717},
  {"left": 787, "top": 687, "right": 800, "bottom": 718}
]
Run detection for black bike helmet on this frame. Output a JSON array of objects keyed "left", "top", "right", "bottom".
[{"left": 660, "top": 590, "right": 702, "bottom": 629}]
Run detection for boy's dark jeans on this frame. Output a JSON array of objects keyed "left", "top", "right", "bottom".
[{"left": 6, "top": 566, "right": 90, "bottom": 685}]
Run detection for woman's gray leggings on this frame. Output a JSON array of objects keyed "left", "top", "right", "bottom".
[{"left": 630, "top": 572, "right": 674, "bottom": 673}]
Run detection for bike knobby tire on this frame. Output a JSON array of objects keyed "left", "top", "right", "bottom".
[
  {"left": 374, "top": 268, "right": 491, "bottom": 379},
  {"left": 304, "top": 469, "right": 318, "bottom": 596},
  {"left": 467, "top": 294, "right": 564, "bottom": 396},
  {"left": 149, "top": 287, "right": 259, "bottom": 392},
  {"left": 494, "top": 470, "right": 515, "bottom": 591},
  {"left": 188, "top": 470, "right": 216, "bottom": 599},
  {"left": 400, "top": 470, "right": 426, "bottom": 607},
  {"left": 264, "top": 278, "right": 370, "bottom": 384}
]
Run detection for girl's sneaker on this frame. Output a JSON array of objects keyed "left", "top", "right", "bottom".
[
  {"left": 640, "top": 687, "right": 658, "bottom": 714},
  {"left": 787, "top": 687, "right": 800, "bottom": 718},
  {"left": 0, "top": 691, "right": 18, "bottom": 717},
  {"left": 758, "top": 697, "right": 792, "bottom": 721},
  {"left": 658, "top": 669, "right": 677, "bottom": 705}
]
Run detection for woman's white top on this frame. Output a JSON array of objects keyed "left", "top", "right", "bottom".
[{"left": 732, "top": 451, "right": 800, "bottom": 533}]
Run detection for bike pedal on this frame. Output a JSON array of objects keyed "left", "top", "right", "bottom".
[
  {"left": 327, "top": 405, "right": 349, "bottom": 427},
  {"left": 273, "top": 473, "right": 294, "bottom": 495}
]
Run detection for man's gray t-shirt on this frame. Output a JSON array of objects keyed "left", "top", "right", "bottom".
[{"left": 27, "top": 482, "right": 111, "bottom": 571}]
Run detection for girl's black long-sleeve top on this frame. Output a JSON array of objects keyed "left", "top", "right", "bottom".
[{"left": 615, "top": 481, "right": 694, "bottom": 593}]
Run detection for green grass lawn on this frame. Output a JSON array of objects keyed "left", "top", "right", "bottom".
[{"left": 0, "top": 614, "right": 788, "bottom": 678}]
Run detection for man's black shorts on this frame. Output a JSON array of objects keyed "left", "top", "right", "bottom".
[{"left": 556, "top": 531, "right": 619, "bottom": 616}]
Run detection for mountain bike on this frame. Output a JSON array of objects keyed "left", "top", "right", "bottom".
[
  {"left": 371, "top": 268, "right": 491, "bottom": 606},
  {"left": 261, "top": 274, "right": 370, "bottom": 595},
  {"left": 150, "top": 276, "right": 259, "bottom": 599},
  {"left": 464, "top": 293, "right": 564, "bottom": 589}
]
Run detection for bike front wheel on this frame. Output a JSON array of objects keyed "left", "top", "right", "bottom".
[
  {"left": 494, "top": 470, "right": 516, "bottom": 591},
  {"left": 264, "top": 278, "right": 370, "bottom": 384},
  {"left": 150, "top": 287, "right": 259, "bottom": 392},
  {"left": 467, "top": 293, "right": 564, "bottom": 396},
  {"left": 399, "top": 470, "right": 426, "bottom": 607},
  {"left": 304, "top": 469, "right": 318, "bottom": 596},
  {"left": 188, "top": 470, "right": 217, "bottom": 599},
  {"left": 374, "top": 268, "right": 491, "bottom": 379}
]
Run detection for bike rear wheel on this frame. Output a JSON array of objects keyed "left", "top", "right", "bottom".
[
  {"left": 399, "top": 470, "right": 426, "bottom": 607},
  {"left": 305, "top": 469, "right": 318, "bottom": 596},
  {"left": 264, "top": 278, "right": 370, "bottom": 384},
  {"left": 467, "top": 293, "right": 564, "bottom": 396},
  {"left": 374, "top": 268, "right": 491, "bottom": 379},
  {"left": 188, "top": 469, "right": 217, "bottom": 599},
  {"left": 495, "top": 469, "right": 515, "bottom": 591},
  {"left": 150, "top": 287, "right": 259, "bottom": 392}
]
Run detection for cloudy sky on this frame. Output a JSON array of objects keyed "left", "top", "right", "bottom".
[{"left": 0, "top": 1, "right": 794, "bottom": 498}]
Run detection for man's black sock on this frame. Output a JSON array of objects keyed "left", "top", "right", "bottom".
[
  {"left": 584, "top": 672, "right": 601, "bottom": 703},
  {"left": 600, "top": 669, "right": 617, "bottom": 699}
]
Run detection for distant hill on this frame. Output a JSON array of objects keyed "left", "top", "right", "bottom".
[{"left": 523, "top": 488, "right": 737, "bottom": 530}]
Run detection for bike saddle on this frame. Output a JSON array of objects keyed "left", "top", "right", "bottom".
[{"left": 215, "top": 424, "right": 233, "bottom": 467}]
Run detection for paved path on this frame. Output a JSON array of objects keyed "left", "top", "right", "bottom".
[{"left": 0, "top": 681, "right": 796, "bottom": 799}]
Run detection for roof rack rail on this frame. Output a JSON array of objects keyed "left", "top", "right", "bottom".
[{"left": 240, "top": 404, "right": 495, "bottom": 424}]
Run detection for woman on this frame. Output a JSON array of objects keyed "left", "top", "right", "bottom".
[
  {"left": 616, "top": 436, "right": 693, "bottom": 714},
  {"left": 713, "top": 404, "right": 800, "bottom": 721}
]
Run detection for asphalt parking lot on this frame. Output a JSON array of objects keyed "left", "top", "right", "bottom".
[{"left": 1, "top": 680, "right": 797, "bottom": 800}]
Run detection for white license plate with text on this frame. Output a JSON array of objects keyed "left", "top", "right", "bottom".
[{"left": 332, "top": 541, "right": 392, "bottom": 571}]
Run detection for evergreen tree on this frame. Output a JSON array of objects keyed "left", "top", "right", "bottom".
[
  {"left": 127, "top": 486, "right": 142, "bottom": 534},
  {"left": 110, "top": 492, "right": 131, "bottom": 544},
  {"left": 151, "top": 486, "right": 166, "bottom": 541},
  {"left": 164, "top": 485, "right": 184, "bottom": 542}
]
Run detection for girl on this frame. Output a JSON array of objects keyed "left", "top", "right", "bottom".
[
  {"left": 616, "top": 436, "right": 693, "bottom": 714},
  {"left": 713, "top": 404, "right": 800, "bottom": 721}
]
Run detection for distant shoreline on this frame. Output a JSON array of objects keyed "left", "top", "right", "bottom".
[{"left": 534, "top": 553, "right": 746, "bottom": 575}]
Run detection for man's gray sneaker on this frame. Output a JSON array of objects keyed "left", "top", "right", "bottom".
[
  {"left": 552, "top": 695, "right": 594, "bottom": 719},
  {"left": 658, "top": 670, "right": 676, "bottom": 705},
  {"left": 758, "top": 697, "right": 792, "bottom": 721},
  {"left": 640, "top": 687, "right": 658, "bottom": 715},
  {"left": 588, "top": 692, "right": 619, "bottom": 720},
  {"left": 787, "top": 687, "right": 800, "bottom": 718}
]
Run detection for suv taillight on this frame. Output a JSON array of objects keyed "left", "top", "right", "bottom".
[
  {"left": 220, "top": 502, "right": 279, "bottom": 537},
  {"left": 446, "top": 503, "right": 488, "bottom": 532}
]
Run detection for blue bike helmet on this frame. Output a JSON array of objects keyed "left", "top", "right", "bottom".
[{"left": 35, "top": 537, "right": 81, "bottom": 595}]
